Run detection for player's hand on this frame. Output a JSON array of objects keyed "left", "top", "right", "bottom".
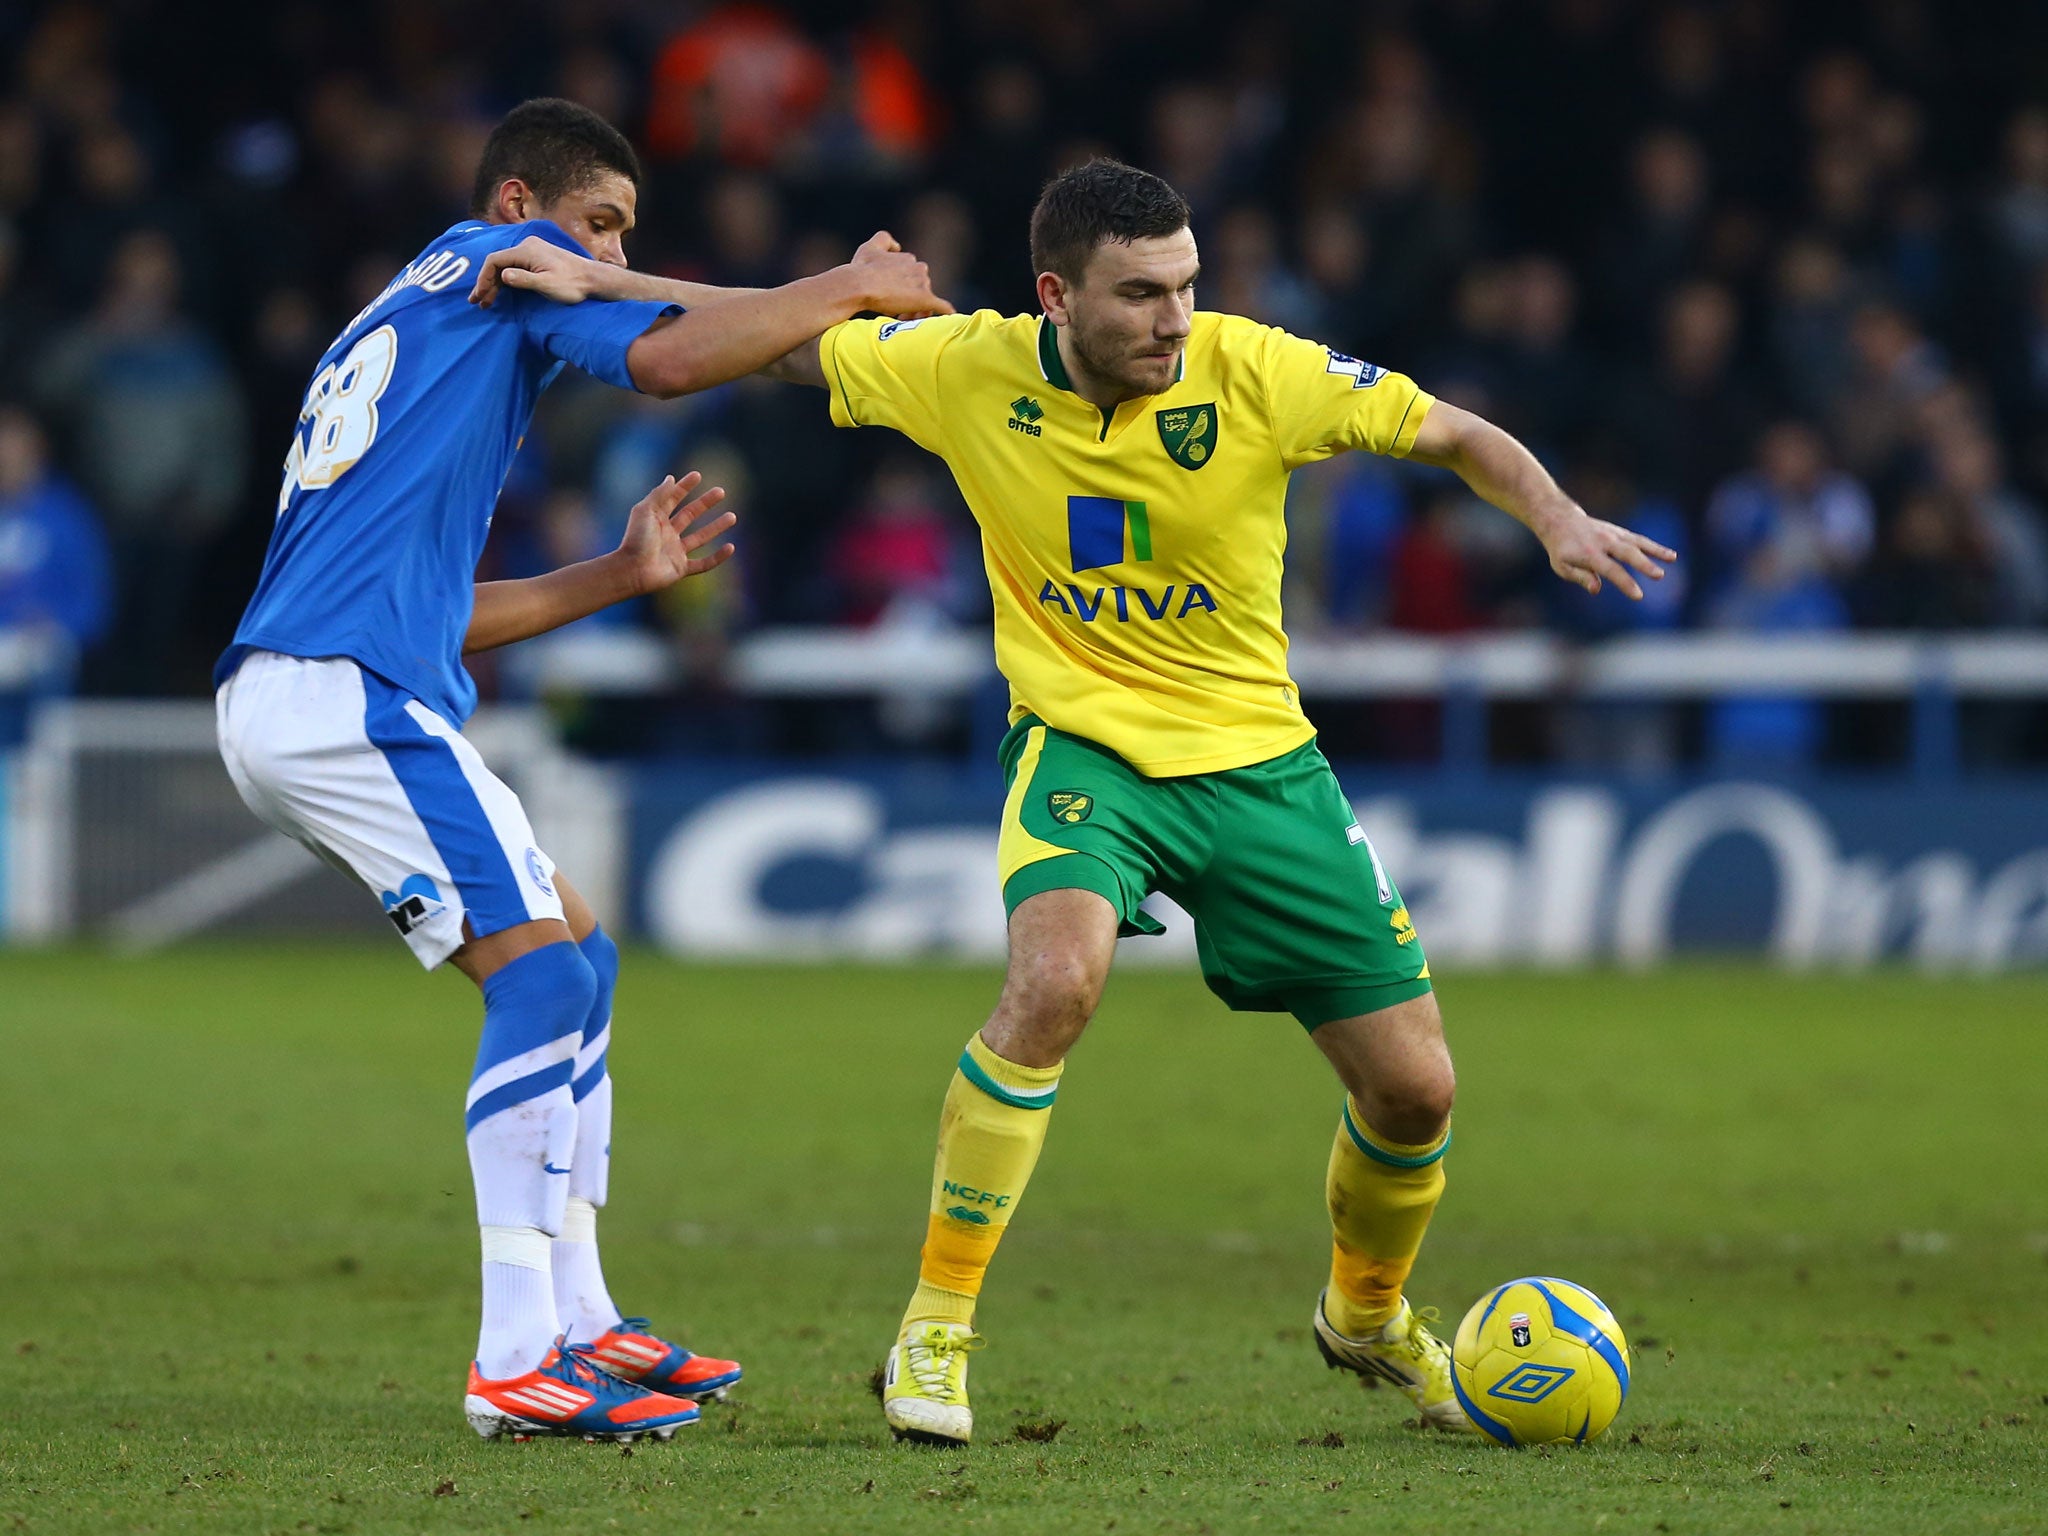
[
  {"left": 852, "top": 230, "right": 902, "bottom": 263},
  {"left": 1538, "top": 508, "right": 1676, "bottom": 600},
  {"left": 469, "top": 236, "right": 609, "bottom": 309},
  {"left": 848, "top": 247, "right": 955, "bottom": 319},
  {"left": 614, "top": 471, "right": 736, "bottom": 595},
  {"left": 849, "top": 231, "right": 951, "bottom": 318}
]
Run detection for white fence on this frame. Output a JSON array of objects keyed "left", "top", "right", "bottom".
[{"left": 720, "top": 629, "right": 2048, "bottom": 698}]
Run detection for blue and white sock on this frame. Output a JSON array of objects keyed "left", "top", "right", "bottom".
[
  {"left": 554, "top": 926, "right": 625, "bottom": 1344},
  {"left": 468, "top": 940, "right": 594, "bottom": 1378}
]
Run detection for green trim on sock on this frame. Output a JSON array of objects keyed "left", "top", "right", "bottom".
[
  {"left": 957, "top": 1048, "right": 1058, "bottom": 1111},
  {"left": 1342, "top": 1100, "right": 1450, "bottom": 1168}
]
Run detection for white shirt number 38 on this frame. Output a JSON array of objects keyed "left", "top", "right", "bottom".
[{"left": 277, "top": 324, "right": 399, "bottom": 513}]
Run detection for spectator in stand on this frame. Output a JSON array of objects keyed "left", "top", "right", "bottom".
[
  {"left": 1290, "top": 452, "right": 1410, "bottom": 631},
  {"left": 902, "top": 190, "right": 990, "bottom": 318},
  {"left": 1638, "top": 4, "right": 1758, "bottom": 195},
  {"left": 1769, "top": 236, "right": 1856, "bottom": 416},
  {"left": 1206, "top": 205, "right": 1318, "bottom": 335},
  {"left": 1800, "top": 50, "right": 1875, "bottom": 142},
  {"left": 1319, "top": 56, "right": 1470, "bottom": 358},
  {"left": 941, "top": 61, "right": 1053, "bottom": 299},
  {"left": 1703, "top": 421, "right": 1873, "bottom": 764},
  {"left": 645, "top": 3, "right": 829, "bottom": 170},
  {"left": 1806, "top": 131, "right": 1884, "bottom": 269},
  {"left": 37, "top": 227, "right": 245, "bottom": 694},
  {"left": 780, "top": 22, "right": 940, "bottom": 211},
  {"left": 1831, "top": 299, "right": 1949, "bottom": 479},
  {"left": 556, "top": 44, "right": 637, "bottom": 133},
  {"left": 1494, "top": 256, "right": 1592, "bottom": 462},
  {"left": 0, "top": 405, "right": 110, "bottom": 741},
  {"left": 1930, "top": 427, "right": 2048, "bottom": 627},
  {"left": 1387, "top": 490, "right": 1483, "bottom": 636},
  {"left": 1618, "top": 278, "right": 1766, "bottom": 510},
  {"left": 297, "top": 75, "right": 441, "bottom": 271},
  {"left": 1218, "top": 16, "right": 1290, "bottom": 187},
  {"left": 825, "top": 456, "right": 966, "bottom": 629},
  {"left": 1424, "top": 261, "right": 1514, "bottom": 408},
  {"left": 0, "top": 100, "right": 39, "bottom": 224},
  {"left": 1594, "top": 129, "right": 1711, "bottom": 358},
  {"left": 701, "top": 172, "right": 787, "bottom": 289},
  {"left": 45, "top": 121, "right": 208, "bottom": 320},
  {"left": 1987, "top": 106, "right": 2048, "bottom": 276},
  {"left": 1707, "top": 420, "right": 1875, "bottom": 600},
  {"left": 1297, "top": 201, "right": 1388, "bottom": 359},
  {"left": 1857, "top": 487, "right": 1997, "bottom": 631},
  {"left": 0, "top": 218, "right": 55, "bottom": 403},
  {"left": 1864, "top": 96, "right": 1947, "bottom": 320},
  {"left": 1147, "top": 82, "right": 1240, "bottom": 214}
]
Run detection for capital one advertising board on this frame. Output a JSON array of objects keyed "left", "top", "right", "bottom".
[{"left": 628, "top": 766, "right": 2048, "bottom": 971}]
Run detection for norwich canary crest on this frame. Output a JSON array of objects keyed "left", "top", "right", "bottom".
[
  {"left": 1156, "top": 403, "right": 1218, "bottom": 470},
  {"left": 1048, "top": 791, "right": 1093, "bottom": 824}
]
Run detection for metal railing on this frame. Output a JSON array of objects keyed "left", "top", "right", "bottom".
[{"left": 717, "top": 628, "right": 2048, "bottom": 776}]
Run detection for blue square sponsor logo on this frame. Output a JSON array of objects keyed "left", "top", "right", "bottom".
[
  {"left": 1066, "top": 496, "right": 1151, "bottom": 572},
  {"left": 1067, "top": 495, "right": 1126, "bottom": 572}
]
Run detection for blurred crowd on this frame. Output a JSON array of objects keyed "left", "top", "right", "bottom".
[{"left": 1, "top": 0, "right": 2046, "bottom": 762}]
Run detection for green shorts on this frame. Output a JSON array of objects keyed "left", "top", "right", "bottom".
[{"left": 996, "top": 717, "right": 1431, "bottom": 1030}]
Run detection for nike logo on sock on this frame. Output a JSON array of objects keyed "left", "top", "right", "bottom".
[{"left": 543, "top": 1163, "right": 571, "bottom": 1175}]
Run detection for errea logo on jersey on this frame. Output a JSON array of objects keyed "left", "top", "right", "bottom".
[
  {"left": 1325, "top": 350, "right": 1388, "bottom": 389},
  {"left": 1009, "top": 396, "right": 1044, "bottom": 437}
]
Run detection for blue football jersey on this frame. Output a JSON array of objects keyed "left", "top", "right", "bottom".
[{"left": 219, "top": 219, "right": 677, "bottom": 723}]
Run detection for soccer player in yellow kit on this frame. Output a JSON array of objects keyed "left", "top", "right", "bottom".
[
  {"left": 479, "top": 158, "right": 1671, "bottom": 1444},
  {"left": 807, "top": 160, "right": 1669, "bottom": 1445}
]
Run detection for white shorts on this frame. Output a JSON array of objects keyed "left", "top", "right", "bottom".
[{"left": 216, "top": 650, "right": 564, "bottom": 968}]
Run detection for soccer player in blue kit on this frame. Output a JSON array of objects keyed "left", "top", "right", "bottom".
[{"left": 215, "top": 100, "right": 949, "bottom": 1441}]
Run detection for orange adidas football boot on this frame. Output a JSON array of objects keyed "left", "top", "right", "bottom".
[{"left": 465, "top": 1339, "right": 701, "bottom": 1441}]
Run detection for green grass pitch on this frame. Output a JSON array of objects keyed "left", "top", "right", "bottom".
[{"left": 1, "top": 946, "right": 2043, "bottom": 1533}]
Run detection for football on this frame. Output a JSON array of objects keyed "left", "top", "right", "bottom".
[{"left": 1451, "top": 1277, "right": 1632, "bottom": 1446}]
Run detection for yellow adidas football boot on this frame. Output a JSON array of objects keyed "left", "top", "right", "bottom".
[
  {"left": 880, "top": 1321, "right": 984, "bottom": 1445},
  {"left": 1313, "top": 1290, "right": 1475, "bottom": 1432}
]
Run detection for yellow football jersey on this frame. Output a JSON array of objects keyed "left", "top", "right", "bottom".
[{"left": 821, "top": 310, "right": 1434, "bottom": 777}]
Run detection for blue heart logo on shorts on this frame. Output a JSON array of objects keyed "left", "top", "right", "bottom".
[{"left": 380, "top": 873, "right": 445, "bottom": 936}]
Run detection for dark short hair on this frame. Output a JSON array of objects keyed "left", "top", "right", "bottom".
[
  {"left": 469, "top": 98, "right": 642, "bottom": 218},
  {"left": 1029, "top": 158, "right": 1192, "bottom": 282}
]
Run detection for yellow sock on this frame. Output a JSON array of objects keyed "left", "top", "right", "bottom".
[
  {"left": 901, "top": 1033, "right": 1062, "bottom": 1332},
  {"left": 1325, "top": 1095, "right": 1448, "bottom": 1337}
]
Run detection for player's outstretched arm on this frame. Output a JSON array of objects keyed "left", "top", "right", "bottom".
[
  {"left": 469, "top": 238, "right": 757, "bottom": 312},
  {"left": 463, "top": 471, "right": 735, "bottom": 655},
  {"left": 467, "top": 232, "right": 949, "bottom": 399},
  {"left": 1406, "top": 400, "right": 1676, "bottom": 598},
  {"left": 754, "top": 232, "right": 916, "bottom": 388}
]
